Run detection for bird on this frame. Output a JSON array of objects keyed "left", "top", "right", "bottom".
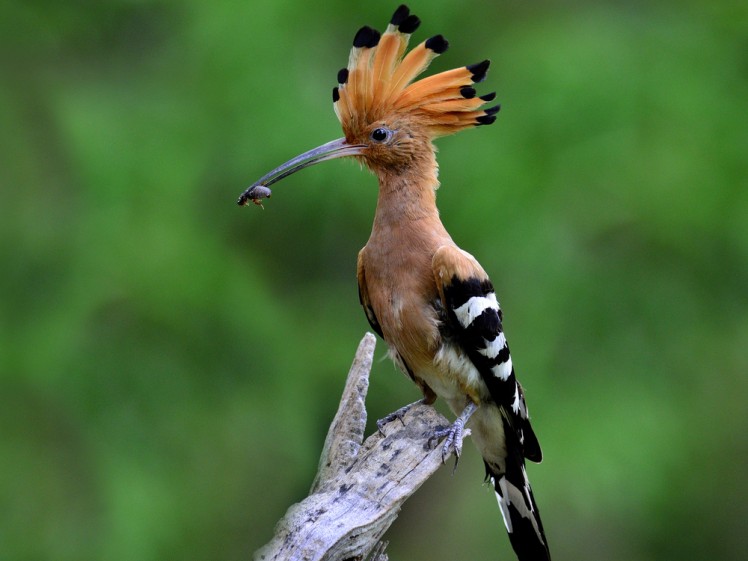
[{"left": 239, "top": 5, "right": 551, "bottom": 560}]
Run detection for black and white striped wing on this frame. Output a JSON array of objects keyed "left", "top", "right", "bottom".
[
  {"left": 440, "top": 274, "right": 542, "bottom": 462},
  {"left": 433, "top": 245, "right": 551, "bottom": 561}
]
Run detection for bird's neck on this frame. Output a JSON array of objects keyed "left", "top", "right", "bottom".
[{"left": 371, "top": 157, "right": 442, "bottom": 231}]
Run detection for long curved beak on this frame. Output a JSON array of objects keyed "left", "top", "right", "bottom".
[{"left": 238, "top": 137, "right": 366, "bottom": 206}]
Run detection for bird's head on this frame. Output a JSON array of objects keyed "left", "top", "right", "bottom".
[{"left": 239, "top": 4, "right": 499, "bottom": 206}]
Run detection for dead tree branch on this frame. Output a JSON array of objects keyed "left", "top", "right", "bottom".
[{"left": 254, "top": 333, "right": 458, "bottom": 561}]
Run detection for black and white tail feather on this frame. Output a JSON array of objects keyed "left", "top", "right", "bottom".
[{"left": 443, "top": 274, "right": 551, "bottom": 561}]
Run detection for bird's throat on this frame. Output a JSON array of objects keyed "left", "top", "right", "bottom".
[{"left": 372, "top": 162, "right": 441, "bottom": 229}]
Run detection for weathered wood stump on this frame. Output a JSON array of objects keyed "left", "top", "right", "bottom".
[{"left": 254, "top": 333, "right": 459, "bottom": 561}]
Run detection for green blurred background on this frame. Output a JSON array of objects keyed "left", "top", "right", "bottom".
[{"left": 2, "top": 1, "right": 747, "bottom": 560}]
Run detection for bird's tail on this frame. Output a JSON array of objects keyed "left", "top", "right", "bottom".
[
  {"left": 487, "top": 465, "right": 550, "bottom": 560},
  {"left": 485, "top": 418, "right": 551, "bottom": 560}
]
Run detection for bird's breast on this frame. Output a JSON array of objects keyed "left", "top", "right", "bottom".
[
  {"left": 363, "top": 238, "right": 441, "bottom": 361},
  {"left": 362, "top": 237, "right": 489, "bottom": 411}
]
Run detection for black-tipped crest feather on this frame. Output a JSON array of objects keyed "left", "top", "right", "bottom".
[
  {"left": 390, "top": 4, "right": 410, "bottom": 26},
  {"left": 399, "top": 14, "right": 421, "bottom": 34},
  {"left": 467, "top": 59, "right": 491, "bottom": 82},
  {"left": 425, "top": 34, "right": 449, "bottom": 54},
  {"left": 353, "top": 26, "right": 381, "bottom": 48},
  {"left": 460, "top": 86, "right": 477, "bottom": 99}
]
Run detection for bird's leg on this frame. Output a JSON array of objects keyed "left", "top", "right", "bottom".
[
  {"left": 376, "top": 398, "right": 429, "bottom": 434},
  {"left": 429, "top": 401, "right": 477, "bottom": 466}
]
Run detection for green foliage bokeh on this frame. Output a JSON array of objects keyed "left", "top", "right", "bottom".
[{"left": 2, "top": 1, "right": 747, "bottom": 560}]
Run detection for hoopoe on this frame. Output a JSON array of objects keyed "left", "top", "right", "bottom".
[{"left": 239, "top": 5, "right": 551, "bottom": 560}]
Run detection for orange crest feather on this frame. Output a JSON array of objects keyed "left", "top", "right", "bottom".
[{"left": 332, "top": 5, "right": 500, "bottom": 139}]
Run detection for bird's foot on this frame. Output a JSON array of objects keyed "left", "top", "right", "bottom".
[
  {"left": 429, "top": 419, "right": 470, "bottom": 465},
  {"left": 376, "top": 399, "right": 426, "bottom": 434},
  {"left": 428, "top": 402, "right": 477, "bottom": 469}
]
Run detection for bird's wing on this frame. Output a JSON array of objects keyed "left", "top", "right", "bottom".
[
  {"left": 433, "top": 245, "right": 551, "bottom": 560},
  {"left": 357, "top": 249, "right": 384, "bottom": 339},
  {"left": 432, "top": 244, "right": 541, "bottom": 462}
]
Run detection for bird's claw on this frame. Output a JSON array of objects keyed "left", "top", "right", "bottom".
[
  {"left": 376, "top": 410, "right": 405, "bottom": 435},
  {"left": 376, "top": 400, "right": 422, "bottom": 435},
  {"left": 429, "top": 418, "right": 471, "bottom": 472}
]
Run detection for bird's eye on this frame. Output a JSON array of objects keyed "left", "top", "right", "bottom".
[{"left": 370, "top": 127, "right": 392, "bottom": 143}]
